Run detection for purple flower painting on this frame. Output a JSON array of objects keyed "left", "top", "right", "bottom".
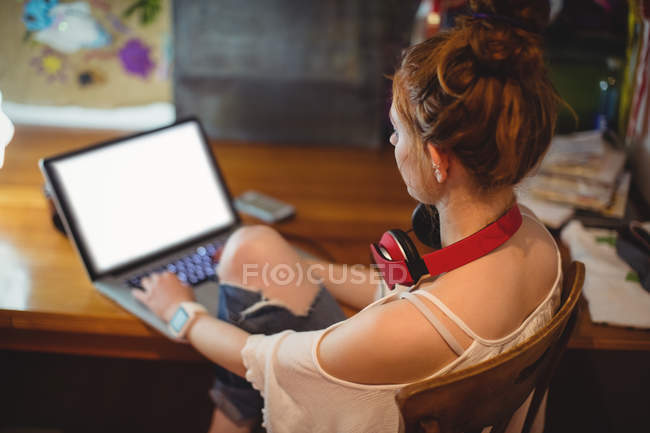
[{"left": 118, "top": 38, "right": 154, "bottom": 78}]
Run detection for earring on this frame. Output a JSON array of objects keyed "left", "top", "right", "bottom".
[{"left": 432, "top": 163, "right": 442, "bottom": 182}]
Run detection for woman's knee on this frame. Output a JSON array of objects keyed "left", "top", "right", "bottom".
[
  {"left": 217, "top": 225, "right": 288, "bottom": 284},
  {"left": 217, "top": 224, "right": 322, "bottom": 315},
  {"left": 227, "top": 225, "right": 282, "bottom": 251}
]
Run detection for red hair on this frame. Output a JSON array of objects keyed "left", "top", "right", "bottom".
[{"left": 393, "top": 0, "right": 563, "bottom": 190}]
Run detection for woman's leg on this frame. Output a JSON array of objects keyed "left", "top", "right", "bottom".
[
  {"left": 208, "top": 225, "right": 345, "bottom": 432},
  {"left": 217, "top": 224, "right": 322, "bottom": 315},
  {"left": 207, "top": 408, "right": 256, "bottom": 433}
]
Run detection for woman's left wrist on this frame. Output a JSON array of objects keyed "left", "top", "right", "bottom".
[
  {"left": 167, "top": 302, "right": 208, "bottom": 340},
  {"left": 163, "top": 302, "right": 183, "bottom": 323}
]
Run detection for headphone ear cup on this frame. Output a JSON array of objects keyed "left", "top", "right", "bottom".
[
  {"left": 411, "top": 203, "right": 442, "bottom": 250},
  {"left": 387, "top": 229, "right": 420, "bottom": 264}
]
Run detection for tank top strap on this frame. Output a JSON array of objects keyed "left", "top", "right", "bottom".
[
  {"left": 399, "top": 291, "right": 465, "bottom": 356},
  {"left": 411, "top": 290, "right": 482, "bottom": 341}
]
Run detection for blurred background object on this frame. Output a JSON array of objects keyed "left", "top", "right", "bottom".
[
  {"left": 622, "top": 0, "right": 650, "bottom": 206},
  {"left": 0, "top": 90, "right": 15, "bottom": 169},
  {"left": 0, "top": 0, "right": 173, "bottom": 130},
  {"left": 411, "top": 0, "right": 442, "bottom": 45},
  {"left": 0, "top": 0, "right": 647, "bottom": 180},
  {"left": 521, "top": 130, "right": 629, "bottom": 220},
  {"left": 173, "top": 0, "right": 418, "bottom": 148}
]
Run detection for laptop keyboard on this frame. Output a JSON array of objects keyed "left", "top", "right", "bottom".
[{"left": 127, "top": 241, "right": 222, "bottom": 289}]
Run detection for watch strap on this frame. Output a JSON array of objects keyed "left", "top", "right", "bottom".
[{"left": 168, "top": 301, "right": 207, "bottom": 339}]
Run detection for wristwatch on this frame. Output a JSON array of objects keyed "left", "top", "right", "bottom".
[{"left": 168, "top": 302, "right": 207, "bottom": 339}]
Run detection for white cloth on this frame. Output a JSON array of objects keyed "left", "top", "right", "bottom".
[
  {"left": 0, "top": 90, "right": 14, "bottom": 168},
  {"left": 242, "top": 214, "right": 562, "bottom": 433},
  {"left": 560, "top": 219, "right": 650, "bottom": 329}
]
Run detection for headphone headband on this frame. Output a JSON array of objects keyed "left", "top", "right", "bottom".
[{"left": 371, "top": 204, "right": 522, "bottom": 289}]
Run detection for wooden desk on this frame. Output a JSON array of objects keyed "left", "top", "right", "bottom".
[{"left": 1, "top": 126, "right": 649, "bottom": 362}]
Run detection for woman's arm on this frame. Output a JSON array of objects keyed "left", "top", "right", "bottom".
[
  {"left": 187, "top": 315, "right": 249, "bottom": 377},
  {"left": 301, "top": 259, "right": 382, "bottom": 310},
  {"left": 132, "top": 272, "right": 249, "bottom": 377}
]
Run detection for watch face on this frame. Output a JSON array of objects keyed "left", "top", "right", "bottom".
[{"left": 170, "top": 307, "right": 189, "bottom": 333}]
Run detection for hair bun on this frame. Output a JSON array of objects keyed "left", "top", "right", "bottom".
[
  {"left": 460, "top": 0, "right": 550, "bottom": 76},
  {"left": 392, "top": 0, "right": 560, "bottom": 191}
]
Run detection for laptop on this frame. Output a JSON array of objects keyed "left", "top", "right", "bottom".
[{"left": 39, "top": 118, "right": 242, "bottom": 339}]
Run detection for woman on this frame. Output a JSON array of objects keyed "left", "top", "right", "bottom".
[{"left": 133, "top": 1, "right": 563, "bottom": 431}]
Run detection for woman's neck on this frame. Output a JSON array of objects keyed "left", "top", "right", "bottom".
[{"left": 436, "top": 186, "right": 516, "bottom": 247}]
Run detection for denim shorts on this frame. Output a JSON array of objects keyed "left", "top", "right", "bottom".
[{"left": 209, "top": 283, "right": 347, "bottom": 426}]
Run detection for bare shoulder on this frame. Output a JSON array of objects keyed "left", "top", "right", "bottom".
[
  {"left": 430, "top": 210, "right": 560, "bottom": 340},
  {"left": 316, "top": 206, "right": 560, "bottom": 385},
  {"left": 317, "top": 297, "right": 461, "bottom": 385},
  {"left": 516, "top": 210, "right": 560, "bottom": 279}
]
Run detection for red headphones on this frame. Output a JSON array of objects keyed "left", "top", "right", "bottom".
[{"left": 370, "top": 204, "right": 523, "bottom": 289}]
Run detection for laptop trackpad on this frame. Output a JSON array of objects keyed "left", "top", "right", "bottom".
[{"left": 194, "top": 280, "right": 220, "bottom": 316}]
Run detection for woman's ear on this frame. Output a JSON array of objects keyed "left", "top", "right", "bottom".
[{"left": 426, "top": 142, "right": 449, "bottom": 183}]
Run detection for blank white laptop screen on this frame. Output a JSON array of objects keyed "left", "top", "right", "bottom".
[{"left": 50, "top": 122, "right": 236, "bottom": 273}]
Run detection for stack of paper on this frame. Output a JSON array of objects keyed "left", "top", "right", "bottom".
[{"left": 525, "top": 130, "right": 629, "bottom": 217}]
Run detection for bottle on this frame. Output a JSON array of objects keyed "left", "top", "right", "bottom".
[
  {"left": 595, "top": 57, "right": 621, "bottom": 131},
  {"left": 411, "top": 0, "right": 443, "bottom": 45}
]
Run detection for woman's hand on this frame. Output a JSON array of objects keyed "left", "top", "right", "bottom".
[
  {"left": 131, "top": 270, "right": 249, "bottom": 377},
  {"left": 131, "top": 272, "right": 196, "bottom": 322}
]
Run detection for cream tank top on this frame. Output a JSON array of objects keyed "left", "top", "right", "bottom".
[{"left": 241, "top": 212, "right": 563, "bottom": 433}]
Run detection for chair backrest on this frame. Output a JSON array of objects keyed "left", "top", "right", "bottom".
[{"left": 396, "top": 261, "right": 585, "bottom": 433}]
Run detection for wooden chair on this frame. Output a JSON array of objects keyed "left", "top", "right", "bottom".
[{"left": 396, "top": 261, "right": 585, "bottom": 433}]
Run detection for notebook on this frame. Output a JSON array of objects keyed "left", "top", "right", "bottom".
[{"left": 39, "top": 118, "right": 241, "bottom": 339}]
